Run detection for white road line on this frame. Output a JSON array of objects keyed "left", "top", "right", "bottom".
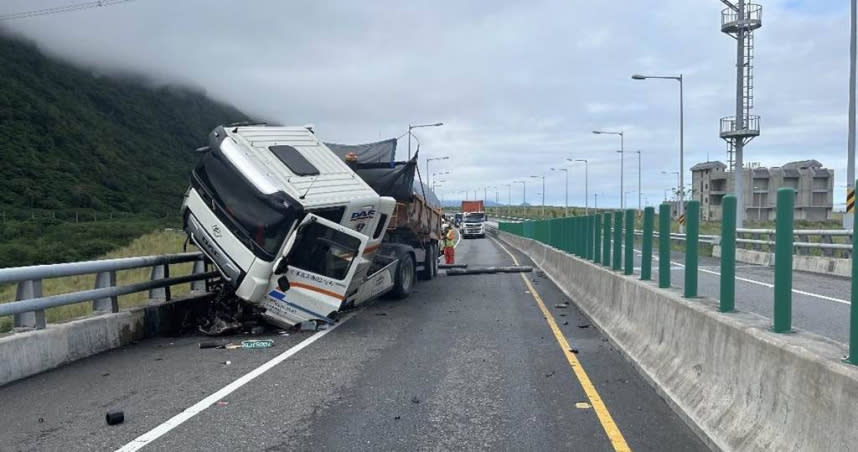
[
  {"left": 115, "top": 314, "right": 354, "bottom": 452},
  {"left": 633, "top": 250, "right": 850, "bottom": 306}
]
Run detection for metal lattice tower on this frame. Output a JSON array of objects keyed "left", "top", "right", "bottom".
[{"left": 719, "top": 0, "right": 762, "bottom": 227}]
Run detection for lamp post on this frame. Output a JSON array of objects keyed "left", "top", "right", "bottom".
[
  {"left": 407, "top": 122, "right": 443, "bottom": 160},
  {"left": 662, "top": 170, "right": 680, "bottom": 205},
  {"left": 551, "top": 167, "right": 569, "bottom": 217},
  {"left": 503, "top": 183, "right": 512, "bottom": 216},
  {"left": 569, "top": 158, "right": 590, "bottom": 215},
  {"left": 632, "top": 73, "right": 684, "bottom": 228},
  {"left": 593, "top": 130, "right": 624, "bottom": 208},
  {"left": 426, "top": 156, "right": 449, "bottom": 187},
  {"left": 514, "top": 180, "right": 526, "bottom": 217},
  {"left": 594, "top": 193, "right": 599, "bottom": 210},
  {"left": 432, "top": 171, "right": 449, "bottom": 191},
  {"left": 530, "top": 175, "right": 546, "bottom": 218}
]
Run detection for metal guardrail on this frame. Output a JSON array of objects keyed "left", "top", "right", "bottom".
[
  {"left": 0, "top": 252, "right": 218, "bottom": 331},
  {"left": 634, "top": 228, "right": 854, "bottom": 258}
]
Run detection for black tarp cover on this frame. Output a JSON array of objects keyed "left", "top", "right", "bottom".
[{"left": 325, "top": 138, "right": 397, "bottom": 164}]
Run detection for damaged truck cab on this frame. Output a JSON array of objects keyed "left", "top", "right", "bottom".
[{"left": 182, "top": 125, "right": 396, "bottom": 329}]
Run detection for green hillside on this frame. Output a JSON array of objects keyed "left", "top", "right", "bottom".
[{"left": 0, "top": 33, "right": 250, "bottom": 267}]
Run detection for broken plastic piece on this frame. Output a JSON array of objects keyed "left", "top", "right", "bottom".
[
  {"left": 105, "top": 411, "right": 124, "bottom": 425},
  {"left": 241, "top": 339, "right": 274, "bottom": 349}
]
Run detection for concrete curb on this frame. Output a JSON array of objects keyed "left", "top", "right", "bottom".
[
  {"left": 497, "top": 231, "right": 858, "bottom": 452},
  {"left": 713, "top": 245, "right": 851, "bottom": 278},
  {"left": 0, "top": 294, "right": 212, "bottom": 387}
]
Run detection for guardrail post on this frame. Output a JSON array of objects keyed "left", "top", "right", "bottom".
[
  {"left": 149, "top": 264, "right": 171, "bottom": 302},
  {"left": 720, "top": 196, "right": 736, "bottom": 312},
  {"left": 14, "top": 279, "right": 45, "bottom": 330},
  {"left": 594, "top": 214, "right": 602, "bottom": 264},
  {"left": 684, "top": 201, "right": 699, "bottom": 298},
  {"left": 603, "top": 213, "right": 612, "bottom": 268},
  {"left": 773, "top": 188, "right": 794, "bottom": 333},
  {"left": 848, "top": 180, "right": 858, "bottom": 364},
  {"left": 613, "top": 211, "right": 622, "bottom": 271},
  {"left": 585, "top": 216, "right": 593, "bottom": 259},
  {"left": 659, "top": 204, "right": 670, "bottom": 288},
  {"left": 641, "top": 207, "right": 654, "bottom": 281},
  {"left": 624, "top": 210, "right": 634, "bottom": 275},
  {"left": 191, "top": 258, "right": 207, "bottom": 291},
  {"left": 92, "top": 271, "right": 118, "bottom": 313}
]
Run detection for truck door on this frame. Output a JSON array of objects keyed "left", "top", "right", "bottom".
[{"left": 263, "top": 214, "right": 368, "bottom": 326}]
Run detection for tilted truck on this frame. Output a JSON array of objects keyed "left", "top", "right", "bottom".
[
  {"left": 182, "top": 124, "right": 441, "bottom": 333},
  {"left": 460, "top": 200, "right": 487, "bottom": 239}
]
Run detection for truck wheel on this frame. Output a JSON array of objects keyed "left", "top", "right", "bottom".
[
  {"left": 419, "top": 243, "right": 437, "bottom": 280},
  {"left": 390, "top": 253, "right": 415, "bottom": 299}
]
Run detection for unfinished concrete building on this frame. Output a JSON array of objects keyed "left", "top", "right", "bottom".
[{"left": 690, "top": 160, "right": 834, "bottom": 222}]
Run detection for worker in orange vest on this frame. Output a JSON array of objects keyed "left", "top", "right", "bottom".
[{"left": 443, "top": 224, "right": 456, "bottom": 264}]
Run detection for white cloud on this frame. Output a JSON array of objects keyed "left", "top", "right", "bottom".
[{"left": 0, "top": 0, "right": 853, "bottom": 208}]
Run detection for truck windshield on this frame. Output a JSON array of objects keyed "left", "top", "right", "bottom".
[
  {"left": 464, "top": 213, "right": 485, "bottom": 222},
  {"left": 287, "top": 221, "right": 361, "bottom": 281},
  {"left": 192, "top": 148, "right": 302, "bottom": 261}
]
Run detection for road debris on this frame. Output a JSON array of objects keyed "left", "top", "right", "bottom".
[
  {"left": 562, "top": 321, "right": 569, "bottom": 326},
  {"left": 445, "top": 265, "right": 533, "bottom": 276},
  {"left": 577, "top": 324, "right": 590, "bottom": 329},
  {"left": 570, "top": 348, "right": 580, "bottom": 354},
  {"left": 242, "top": 339, "right": 274, "bottom": 349},
  {"left": 575, "top": 402, "right": 592, "bottom": 409},
  {"left": 215, "top": 401, "right": 229, "bottom": 407},
  {"left": 411, "top": 396, "right": 420, "bottom": 404},
  {"left": 200, "top": 342, "right": 226, "bottom": 349},
  {"left": 223, "top": 360, "right": 232, "bottom": 365},
  {"left": 250, "top": 326, "right": 266, "bottom": 335},
  {"left": 105, "top": 411, "right": 124, "bottom": 426},
  {"left": 555, "top": 303, "right": 569, "bottom": 309},
  {"left": 544, "top": 370, "right": 555, "bottom": 378},
  {"left": 438, "top": 264, "right": 467, "bottom": 269}
]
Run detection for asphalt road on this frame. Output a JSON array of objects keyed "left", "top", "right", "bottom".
[
  {"left": 0, "top": 235, "right": 706, "bottom": 451},
  {"left": 629, "top": 246, "right": 852, "bottom": 344}
]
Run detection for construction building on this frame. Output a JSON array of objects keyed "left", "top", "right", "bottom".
[{"left": 690, "top": 160, "right": 834, "bottom": 222}]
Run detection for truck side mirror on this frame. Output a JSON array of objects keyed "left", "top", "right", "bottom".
[{"left": 278, "top": 276, "right": 291, "bottom": 292}]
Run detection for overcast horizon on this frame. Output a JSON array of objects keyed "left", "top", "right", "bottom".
[{"left": 1, "top": 0, "right": 853, "bottom": 210}]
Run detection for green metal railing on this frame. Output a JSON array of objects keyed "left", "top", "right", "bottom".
[{"left": 498, "top": 185, "right": 858, "bottom": 365}]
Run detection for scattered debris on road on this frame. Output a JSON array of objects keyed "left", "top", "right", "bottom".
[
  {"left": 105, "top": 411, "right": 124, "bottom": 426},
  {"left": 577, "top": 324, "right": 590, "bottom": 329},
  {"left": 438, "top": 263, "right": 467, "bottom": 269},
  {"left": 570, "top": 348, "right": 580, "bottom": 354},
  {"left": 575, "top": 402, "right": 592, "bottom": 409},
  {"left": 544, "top": 370, "right": 555, "bottom": 378},
  {"left": 215, "top": 401, "right": 229, "bottom": 407},
  {"left": 411, "top": 396, "right": 420, "bottom": 404},
  {"left": 241, "top": 339, "right": 274, "bottom": 349},
  {"left": 445, "top": 265, "right": 533, "bottom": 276},
  {"left": 555, "top": 303, "right": 568, "bottom": 309}
]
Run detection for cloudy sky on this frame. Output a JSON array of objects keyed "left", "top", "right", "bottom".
[{"left": 0, "top": 0, "right": 853, "bottom": 209}]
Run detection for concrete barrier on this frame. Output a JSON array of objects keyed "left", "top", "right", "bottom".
[
  {"left": 713, "top": 245, "right": 851, "bottom": 278},
  {"left": 0, "top": 294, "right": 211, "bottom": 387},
  {"left": 498, "top": 231, "right": 858, "bottom": 452}
]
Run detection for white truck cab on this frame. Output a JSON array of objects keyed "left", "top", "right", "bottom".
[{"left": 182, "top": 125, "right": 396, "bottom": 329}]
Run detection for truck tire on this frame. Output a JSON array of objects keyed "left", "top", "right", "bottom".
[
  {"left": 419, "top": 243, "right": 437, "bottom": 280},
  {"left": 390, "top": 253, "right": 415, "bottom": 299}
]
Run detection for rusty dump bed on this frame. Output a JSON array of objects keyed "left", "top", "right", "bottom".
[{"left": 389, "top": 192, "right": 442, "bottom": 241}]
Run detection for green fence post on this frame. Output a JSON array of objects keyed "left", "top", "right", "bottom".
[
  {"left": 613, "top": 211, "right": 622, "bottom": 271},
  {"left": 585, "top": 216, "right": 592, "bottom": 260},
  {"left": 594, "top": 214, "right": 602, "bottom": 264},
  {"left": 684, "top": 200, "right": 699, "bottom": 298},
  {"left": 624, "top": 210, "right": 634, "bottom": 275},
  {"left": 641, "top": 207, "right": 654, "bottom": 281},
  {"left": 577, "top": 217, "right": 583, "bottom": 256},
  {"left": 659, "top": 204, "right": 670, "bottom": 288},
  {"left": 847, "top": 180, "right": 858, "bottom": 364},
  {"left": 603, "top": 213, "right": 612, "bottom": 268},
  {"left": 590, "top": 215, "right": 597, "bottom": 261},
  {"left": 720, "top": 196, "right": 736, "bottom": 312},
  {"left": 773, "top": 188, "right": 794, "bottom": 333}
]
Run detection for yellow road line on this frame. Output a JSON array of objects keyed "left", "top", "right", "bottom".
[{"left": 493, "top": 237, "right": 631, "bottom": 452}]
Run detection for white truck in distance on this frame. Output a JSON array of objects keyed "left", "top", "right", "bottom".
[{"left": 182, "top": 125, "right": 434, "bottom": 332}]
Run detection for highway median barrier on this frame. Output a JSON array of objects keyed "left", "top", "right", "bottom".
[{"left": 496, "top": 220, "right": 858, "bottom": 451}]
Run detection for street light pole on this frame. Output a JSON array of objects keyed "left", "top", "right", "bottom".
[
  {"left": 848, "top": 0, "right": 857, "bottom": 228},
  {"left": 426, "top": 156, "right": 449, "bottom": 188},
  {"left": 593, "top": 130, "right": 624, "bottom": 208},
  {"left": 407, "top": 122, "right": 444, "bottom": 160},
  {"left": 594, "top": 193, "right": 598, "bottom": 210},
  {"left": 551, "top": 167, "right": 569, "bottom": 217},
  {"left": 632, "top": 73, "right": 684, "bottom": 228},
  {"left": 530, "top": 175, "right": 545, "bottom": 218}
]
